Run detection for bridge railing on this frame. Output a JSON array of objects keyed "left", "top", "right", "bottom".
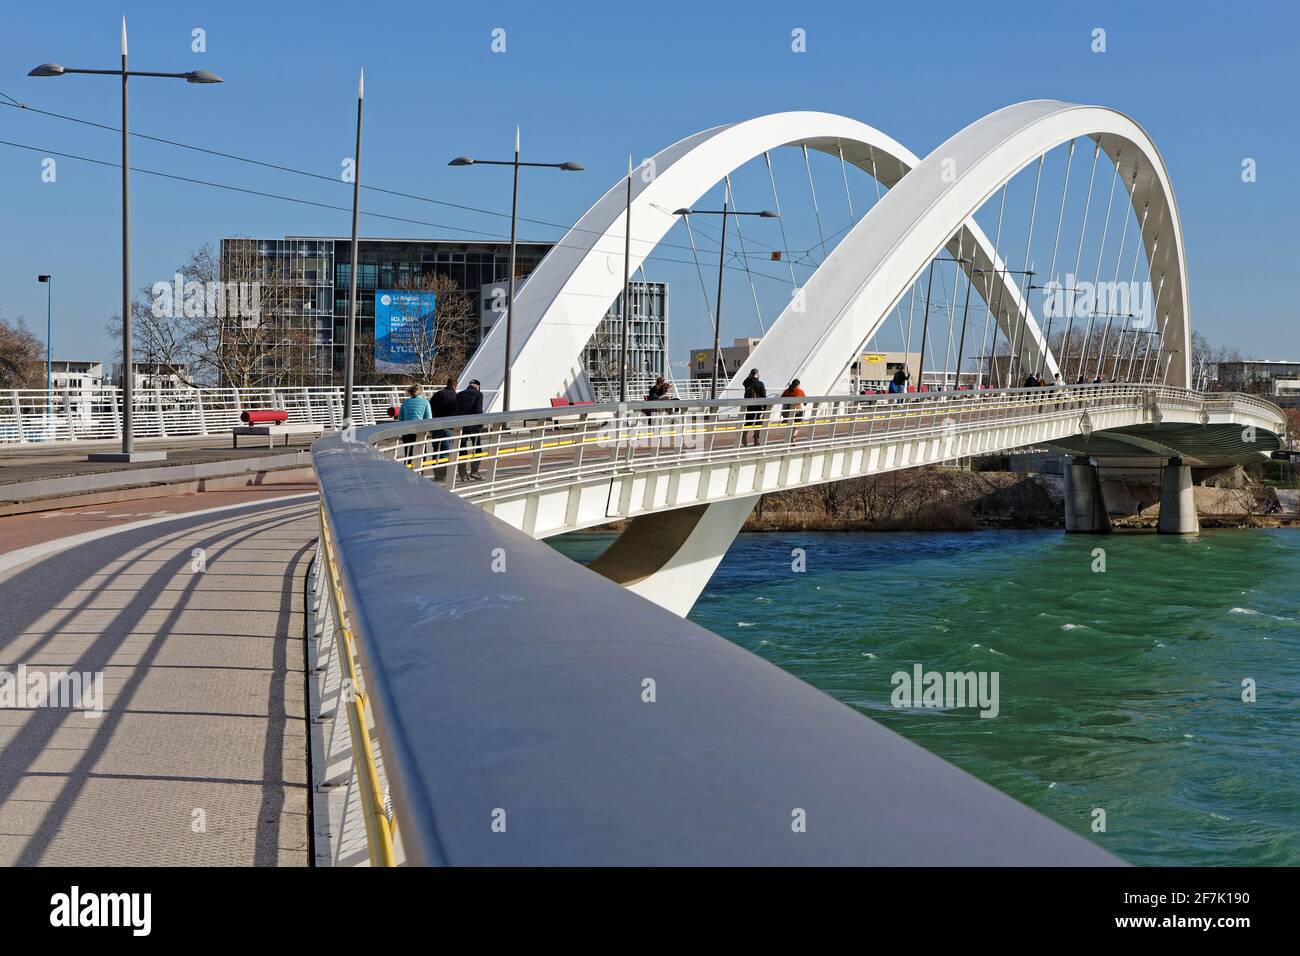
[
  {"left": 364, "top": 383, "right": 1209, "bottom": 502},
  {"left": 0, "top": 384, "right": 416, "bottom": 446},
  {"left": 309, "top": 403, "right": 1124, "bottom": 866}
]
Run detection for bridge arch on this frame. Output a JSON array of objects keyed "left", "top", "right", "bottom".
[
  {"left": 738, "top": 100, "right": 1191, "bottom": 395},
  {"left": 459, "top": 110, "right": 1046, "bottom": 410}
]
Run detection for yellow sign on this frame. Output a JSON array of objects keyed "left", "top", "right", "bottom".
[
  {"left": 862, "top": 353, "right": 886, "bottom": 365},
  {"left": 695, "top": 352, "right": 709, "bottom": 362}
]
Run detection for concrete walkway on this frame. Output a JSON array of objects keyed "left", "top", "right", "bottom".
[{"left": 0, "top": 494, "right": 319, "bottom": 866}]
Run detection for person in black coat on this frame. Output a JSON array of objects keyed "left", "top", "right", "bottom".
[
  {"left": 454, "top": 379, "right": 486, "bottom": 480},
  {"left": 427, "top": 378, "right": 458, "bottom": 480},
  {"left": 741, "top": 368, "right": 766, "bottom": 447}
]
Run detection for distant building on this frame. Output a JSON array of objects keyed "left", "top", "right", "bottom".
[
  {"left": 480, "top": 278, "right": 669, "bottom": 383},
  {"left": 222, "top": 236, "right": 667, "bottom": 387},
  {"left": 112, "top": 362, "right": 189, "bottom": 390},
  {"left": 49, "top": 360, "right": 105, "bottom": 390},
  {"left": 688, "top": 338, "right": 763, "bottom": 382},
  {"left": 1215, "top": 359, "right": 1300, "bottom": 396}
]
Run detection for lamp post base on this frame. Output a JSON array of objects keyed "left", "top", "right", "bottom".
[{"left": 87, "top": 450, "right": 168, "bottom": 463}]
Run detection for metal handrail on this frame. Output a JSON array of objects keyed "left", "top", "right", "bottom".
[
  {"left": 363, "top": 384, "right": 1252, "bottom": 506},
  {"left": 317, "top": 502, "right": 398, "bottom": 866}
]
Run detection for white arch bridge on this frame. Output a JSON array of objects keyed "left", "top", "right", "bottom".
[{"left": 309, "top": 102, "right": 1285, "bottom": 866}]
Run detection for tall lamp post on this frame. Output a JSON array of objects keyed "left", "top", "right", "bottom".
[
  {"left": 30, "top": 17, "right": 222, "bottom": 462},
  {"left": 672, "top": 204, "right": 778, "bottom": 399},
  {"left": 37, "top": 275, "right": 52, "bottom": 408},
  {"left": 450, "top": 129, "right": 583, "bottom": 412}
]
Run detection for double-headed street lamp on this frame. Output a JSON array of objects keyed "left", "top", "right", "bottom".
[
  {"left": 30, "top": 17, "right": 222, "bottom": 462},
  {"left": 672, "top": 204, "right": 778, "bottom": 399},
  {"left": 450, "top": 129, "right": 583, "bottom": 412}
]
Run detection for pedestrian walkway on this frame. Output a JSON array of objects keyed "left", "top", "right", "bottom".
[{"left": 0, "top": 494, "right": 318, "bottom": 865}]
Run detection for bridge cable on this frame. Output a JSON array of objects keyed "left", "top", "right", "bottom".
[
  {"left": 976, "top": 183, "right": 1010, "bottom": 388},
  {"left": 986, "top": 184, "right": 1014, "bottom": 387},
  {"left": 1059, "top": 140, "right": 1102, "bottom": 380},
  {"left": 1122, "top": 209, "right": 1152, "bottom": 380},
  {"left": 1141, "top": 269, "right": 1167, "bottom": 383},
  {"left": 801, "top": 143, "right": 830, "bottom": 263},
  {"left": 1112, "top": 196, "right": 1149, "bottom": 379},
  {"left": 681, "top": 213, "right": 719, "bottom": 370},
  {"left": 1094, "top": 169, "right": 1139, "bottom": 380},
  {"left": 1009, "top": 154, "right": 1046, "bottom": 384},
  {"left": 763, "top": 151, "right": 800, "bottom": 294},
  {"left": 724, "top": 174, "right": 768, "bottom": 336},
  {"left": 1041, "top": 139, "right": 1077, "bottom": 366},
  {"left": 1075, "top": 147, "right": 1123, "bottom": 382},
  {"left": 837, "top": 141, "right": 856, "bottom": 220}
]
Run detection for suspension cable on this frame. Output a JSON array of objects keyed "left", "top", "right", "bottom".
[
  {"left": 725, "top": 174, "right": 767, "bottom": 336},
  {"left": 1059, "top": 140, "right": 1102, "bottom": 380},
  {"left": 1041, "top": 139, "right": 1076, "bottom": 369},
  {"left": 801, "top": 143, "right": 829, "bottom": 263},
  {"left": 1094, "top": 169, "right": 1138, "bottom": 379},
  {"left": 1009, "top": 154, "right": 1045, "bottom": 384},
  {"left": 1075, "top": 147, "right": 1123, "bottom": 381}
]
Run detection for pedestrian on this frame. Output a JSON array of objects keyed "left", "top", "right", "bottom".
[
  {"left": 428, "top": 378, "right": 458, "bottom": 480},
  {"left": 454, "top": 379, "right": 486, "bottom": 481},
  {"left": 398, "top": 383, "right": 432, "bottom": 466},
  {"left": 781, "top": 378, "right": 806, "bottom": 421},
  {"left": 741, "top": 367, "right": 766, "bottom": 446}
]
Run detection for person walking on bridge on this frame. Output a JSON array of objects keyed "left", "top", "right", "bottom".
[
  {"left": 741, "top": 368, "right": 766, "bottom": 447},
  {"left": 781, "top": 378, "right": 807, "bottom": 440},
  {"left": 398, "top": 383, "right": 433, "bottom": 468},
  {"left": 454, "top": 379, "right": 486, "bottom": 481},
  {"left": 429, "top": 378, "right": 458, "bottom": 480}
]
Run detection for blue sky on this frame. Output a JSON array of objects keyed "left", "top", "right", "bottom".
[{"left": 2, "top": 0, "right": 1297, "bottom": 369}]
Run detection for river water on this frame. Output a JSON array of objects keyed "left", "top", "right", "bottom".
[{"left": 553, "top": 528, "right": 1299, "bottom": 865}]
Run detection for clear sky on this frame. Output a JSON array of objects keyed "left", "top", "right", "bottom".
[{"left": 2, "top": 0, "right": 1297, "bottom": 369}]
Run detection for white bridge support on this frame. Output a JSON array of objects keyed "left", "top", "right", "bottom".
[
  {"left": 1063, "top": 457, "right": 1112, "bottom": 534},
  {"left": 1158, "top": 458, "right": 1199, "bottom": 534}
]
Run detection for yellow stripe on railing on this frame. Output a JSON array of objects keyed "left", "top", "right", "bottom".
[{"left": 318, "top": 504, "right": 398, "bottom": 867}]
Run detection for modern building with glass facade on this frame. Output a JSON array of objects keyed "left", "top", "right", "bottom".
[{"left": 220, "top": 236, "right": 666, "bottom": 387}]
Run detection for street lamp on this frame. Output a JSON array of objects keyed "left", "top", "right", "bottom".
[
  {"left": 672, "top": 204, "right": 778, "bottom": 399},
  {"left": 450, "top": 129, "right": 583, "bottom": 412},
  {"left": 37, "top": 275, "right": 52, "bottom": 393},
  {"left": 30, "top": 17, "right": 222, "bottom": 462}
]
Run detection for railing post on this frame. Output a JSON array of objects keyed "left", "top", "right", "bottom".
[
  {"left": 62, "top": 388, "right": 73, "bottom": 441},
  {"left": 196, "top": 388, "right": 209, "bottom": 436}
]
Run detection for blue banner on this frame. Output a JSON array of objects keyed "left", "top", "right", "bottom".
[{"left": 374, "top": 289, "right": 437, "bottom": 373}]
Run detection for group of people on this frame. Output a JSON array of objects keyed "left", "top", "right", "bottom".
[
  {"left": 398, "top": 380, "right": 485, "bottom": 481},
  {"left": 740, "top": 368, "right": 808, "bottom": 446}
]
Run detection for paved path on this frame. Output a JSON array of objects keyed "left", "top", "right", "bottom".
[
  {"left": 0, "top": 490, "right": 319, "bottom": 866},
  {"left": 0, "top": 434, "right": 317, "bottom": 487}
]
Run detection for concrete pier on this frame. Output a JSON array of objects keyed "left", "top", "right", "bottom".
[
  {"left": 1158, "top": 457, "right": 1200, "bottom": 534},
  {"left": 1063, "top": 457, "right": 1112, "bottom": 533}
]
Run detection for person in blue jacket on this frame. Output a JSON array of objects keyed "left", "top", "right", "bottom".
[{"left": 398, "top": 384, "right": 432, "bottom": 465}]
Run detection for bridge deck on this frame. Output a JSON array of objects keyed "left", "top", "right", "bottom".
[{"left": 0, "top": 493, "right": 317, "bottom": 866}]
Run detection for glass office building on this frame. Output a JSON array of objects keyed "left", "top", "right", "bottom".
[{"left": 220, "top": 237, "right": 552, "bottom": 383}]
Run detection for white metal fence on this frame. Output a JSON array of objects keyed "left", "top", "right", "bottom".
[{"left": 0, "top": 385, "right": 435, "bottom": 447}]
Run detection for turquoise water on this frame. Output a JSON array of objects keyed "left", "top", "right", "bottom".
[{"left": 553, "top": 528, "right": 1300, "bottom": 866}]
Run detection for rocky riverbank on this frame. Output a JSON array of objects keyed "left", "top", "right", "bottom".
[{"left": 585, "top": 464, "right": 1296, "bottom": 534}]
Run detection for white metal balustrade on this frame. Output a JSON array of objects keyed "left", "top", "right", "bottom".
[
  {"left": 0, "top": 384, "right": 462, "bottom": 446},
  {"left": 359, "top": 384, "right": 1282, "bottom": 540}
]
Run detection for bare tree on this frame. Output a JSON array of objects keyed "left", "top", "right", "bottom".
[
  {"left": 0, "top": 315, "right": 45, "bottom": 388},
  {"left": 386, "top": 271, "right": 475, "bottom": 385}
]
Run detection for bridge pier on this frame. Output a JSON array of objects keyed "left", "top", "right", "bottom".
[
  {"left": 588, "top": 495, "right": 758, "bottom": 617},
  {"left": 1157, "top": 457, "right": 1199, "bottom": 534},
  {"left": 1063, "top": 456, "right": 1112, "bottom": 534}
]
